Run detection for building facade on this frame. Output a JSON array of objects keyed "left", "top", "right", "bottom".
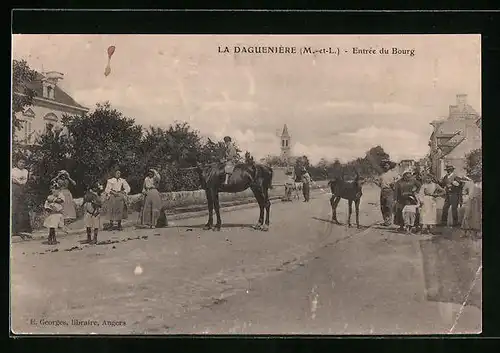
[
  {"left": 14, "top": 71, "right": 89, "bottom": 145},
  {"left": 428, "top": 94, "right": 481, "bottom": 179}
]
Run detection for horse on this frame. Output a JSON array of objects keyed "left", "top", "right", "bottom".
[
  {"left": 196, "top": 162, "right": 274, "bottom": 231},
  {"left": 328, "top": 171, "right": 363, "bottom": 228}
]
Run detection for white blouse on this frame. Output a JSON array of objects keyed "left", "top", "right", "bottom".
[
  {"left": 12, "top": 167, "right": 29, "bottom": 185},
  {"left": 104, "top": 177, "right": 131, "bottom": 195}
]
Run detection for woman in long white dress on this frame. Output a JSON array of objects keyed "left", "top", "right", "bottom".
[
  {"left": 418, "top": 173, "right": 446, "bottom": 234},
  {"left": 462, "top": 171, "right": 482, "bottom": 238},
  {"left": 51, "top": 170, "right": 77, "bottom": 224}
]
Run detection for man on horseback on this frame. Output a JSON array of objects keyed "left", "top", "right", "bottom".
[{"left": 222, "top": 135, "right": 238, "bottom": 185}]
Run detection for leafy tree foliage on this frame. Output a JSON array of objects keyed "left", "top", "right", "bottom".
[
  {"left": 12, "top": 59, "right": 38, "bottom": 132},
  {"left": 465, "top": 148, "right": 482, "bottom": 178}
]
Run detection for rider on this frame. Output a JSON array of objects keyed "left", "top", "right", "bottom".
[{"left": 222, "top": 136, "right": 238, "bottom": 185}]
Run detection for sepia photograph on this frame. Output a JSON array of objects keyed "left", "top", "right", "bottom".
[{"left": 10, "top": 34, "right": 481, "bottom": 335}]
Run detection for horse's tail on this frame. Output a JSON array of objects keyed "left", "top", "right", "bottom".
[{"left": 268, "top": 167, "right": 274, "bottom": 189}]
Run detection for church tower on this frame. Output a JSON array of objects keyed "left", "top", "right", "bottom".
[{"left": 280, "top": 124, "right": 291, "bottom": 162}]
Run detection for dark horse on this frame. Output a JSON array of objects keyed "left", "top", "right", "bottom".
[
  {"left": 196, "top": 162, "right": 274, "bottom": 231},
  {"left": 328, "top": 171, "right": 363, "bottom": 228}
]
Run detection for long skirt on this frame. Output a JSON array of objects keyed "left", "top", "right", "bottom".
[
  {"left": 108, "top": 194, "right": 126, "bottom": 221},
  {"left": 462, "top": 194, "right": 482, "bottom": 231},
  {"left": 302, "top": 183, "right": 310, "bottom": 201},
  {"left": 60, "top": 188, "right": 76, "bottom": 220},
  {"left": 11, "top": 183, "right": 33, "bottom": 234},
  {"left": 43, "top": 212, "right": 64, "bottom": 229},
  {"left": 420, "top": 195, "right": 439, "bottom": 225},
  {"left": 140, "top": 189, "right": 162, "bottom": 227}
]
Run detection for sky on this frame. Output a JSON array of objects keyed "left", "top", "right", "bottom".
[{"left": 12, "top": 34, "right": 481, "bottom": 164}]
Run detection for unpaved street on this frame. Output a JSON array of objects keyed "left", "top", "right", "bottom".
[{"left": 10, "top": 185, "right": 481, "bottom": 335}]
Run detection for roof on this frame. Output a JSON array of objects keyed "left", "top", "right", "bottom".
[
  {"left": 19, "top": 72, "right": 88, "bottom": 110},
  {"left": 281, "top": 124, "right": 290, "bottom": 137}
]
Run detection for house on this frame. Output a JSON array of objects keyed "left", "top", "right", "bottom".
[
  {"left": 13, "top": 70, "right": 89, "bottom": 145},
  {"left": 428, "top": 94, "right": 481, "bottom": 179}
]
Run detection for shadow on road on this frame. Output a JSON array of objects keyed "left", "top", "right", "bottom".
[
  {"left": 419, "top": 231, "right": 482, "bottom": 310},
  {"left": 172, "top": 223, "right": 259, "bottom": 230},
  {"left": 311, "top": 217, "right": 371, "bottom": 230}
]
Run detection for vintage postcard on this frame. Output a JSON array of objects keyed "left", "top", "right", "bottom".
[{"left": 11, "top": 34, "right": 481, "bottom": 335}]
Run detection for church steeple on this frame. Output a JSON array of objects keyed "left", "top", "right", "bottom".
[{"left": 280, "top": 124, "right": 291, "bottom": 162}]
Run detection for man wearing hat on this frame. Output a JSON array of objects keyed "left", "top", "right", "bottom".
[
  {"left": 377, "top": 159, "right": 399, "bottom": 226},
  {"left": 222, "top": 136, "right": 238, "bottom": 185},
  {"left": 439, "top": 164, "right": 463, "bottom": 227},
  {"left": 301, "top": 167, "right": 312, "bottom": 202}
]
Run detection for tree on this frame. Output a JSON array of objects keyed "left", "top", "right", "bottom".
[
  {"left": 12, "top": 59, "right": 38, "bottom": 132},
  {"left": 61, "top": 102, "right": 143, "bottom": 196},
  {"left": 465, "top": 148, "right": 482, "bottom": 177},
  {"left": 260, "top": 155, "right": 287, "bottom": 167}
]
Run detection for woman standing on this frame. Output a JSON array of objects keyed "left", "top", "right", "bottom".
[
  {"left": 140, "top": 169, "right": 162, "bottom": 228},
  {"left": 104, "top": 169, "right": 131, "bottom": 231},
  {"left": 11, "top": 158, "right": 33, "bottom": 239},
  {"left": 51, "top": 170, "right": 77, "bottom": 224},
  {"left": 418, "top": 173, "right": 446, "bottom": 234},
  {"left": 462, "top": 170, "right": 482, "bottom": 238}
]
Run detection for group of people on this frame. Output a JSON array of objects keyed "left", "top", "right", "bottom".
[
  {"left": 377, "top": 159, "right": 482, "bottom": 237},
  {"left": 284, "top": 167, "right": 313, "bottom": 202},
  {"left": 11, "top": 157, "right": 166, "bottom": 244},
  {"left": 12, "top": 136, "right": 241, "bottom": 244}
]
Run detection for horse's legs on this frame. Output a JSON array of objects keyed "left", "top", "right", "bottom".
[
  {"left": 355, "top": 198, "right": 361, "bottom": 228},
  {"left": 262, "top": 186, "right": 271, "bottom": 230},
  {"left": 347, "top": 199, "right": 353, "bottom": 227},
  {"left": 331, "top": 196, "right": 341, "bottom": 224},
  {"left": 251, "top": 186, "right": 265, "bottom": 229},
  {"left": 214, "top": 191, "right": 222, "bottom": 231},
  {"left": 204, "top": 189, "right": 214, "bottom": 230}
]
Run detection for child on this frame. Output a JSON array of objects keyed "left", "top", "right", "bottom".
[
  {"left": 402, "top": 190, "right": 420, "bottom": 234},
  {"left": 83, "top": 183, "right": 103, "bottom": 244},
  {"left": 43, "top": 186, "right": 66, "bottom": 245}
]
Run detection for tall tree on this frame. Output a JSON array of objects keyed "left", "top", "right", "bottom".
[{"left": 12, "top": 59, "right": 38, "bottom": 132}]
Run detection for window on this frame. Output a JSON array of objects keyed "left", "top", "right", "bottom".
[{"left": 47, "top": 86, "right": 53, "bottom": 99}]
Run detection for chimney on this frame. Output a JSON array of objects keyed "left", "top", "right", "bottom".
[
  {"left": 456, "top": 94, "right": 467, "bottom": 110},
  {"left": 43, "top": 71, "right": 64, "bottom": 86}
]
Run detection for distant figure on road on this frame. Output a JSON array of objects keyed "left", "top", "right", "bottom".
[
  {"left": 222, "top": 136, "right": 238, "bottom": 185},
  {"left": 301, "top": 167, "right": 312, "bottom": 202},
  {"left": 11, "top": 158, "right": 33, "bottom": 239},
  {"left": 439, "top": 165, "right": 464, "bottom": 227},
  {"left": 377, "top": 159, "right": 399, "bottom": 226},
  {"left": 51, "top": 170, "right": 77, "bottom": 224},
  {"left": 104, "top": 169, "right": 131, "bottom": 231},
  {"left": 140, "top": 168, "right": 162, "bottom": 228},
  {"left": 418, "top": 173, "right": 446, "bottom": 234}
]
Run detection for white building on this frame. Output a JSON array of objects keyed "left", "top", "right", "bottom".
[{"left": 13, "top": 71, "right": 88, "bottom": 145}]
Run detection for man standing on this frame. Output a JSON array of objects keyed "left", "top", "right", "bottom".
[
  {"left": 377, "top": 159, "right": 399, "bottom": 226},
  {"left": 439, "top": 164, "right": 463, "bottom": 227},
  {"left": 301, "top": 167, "right": 312, "bottom": 202},
  {"left": 222, "top": 136, "right": 238, "bottom": 185},
  {"left": 104, "top": 169, "right": 131, "bottom": 231}
]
